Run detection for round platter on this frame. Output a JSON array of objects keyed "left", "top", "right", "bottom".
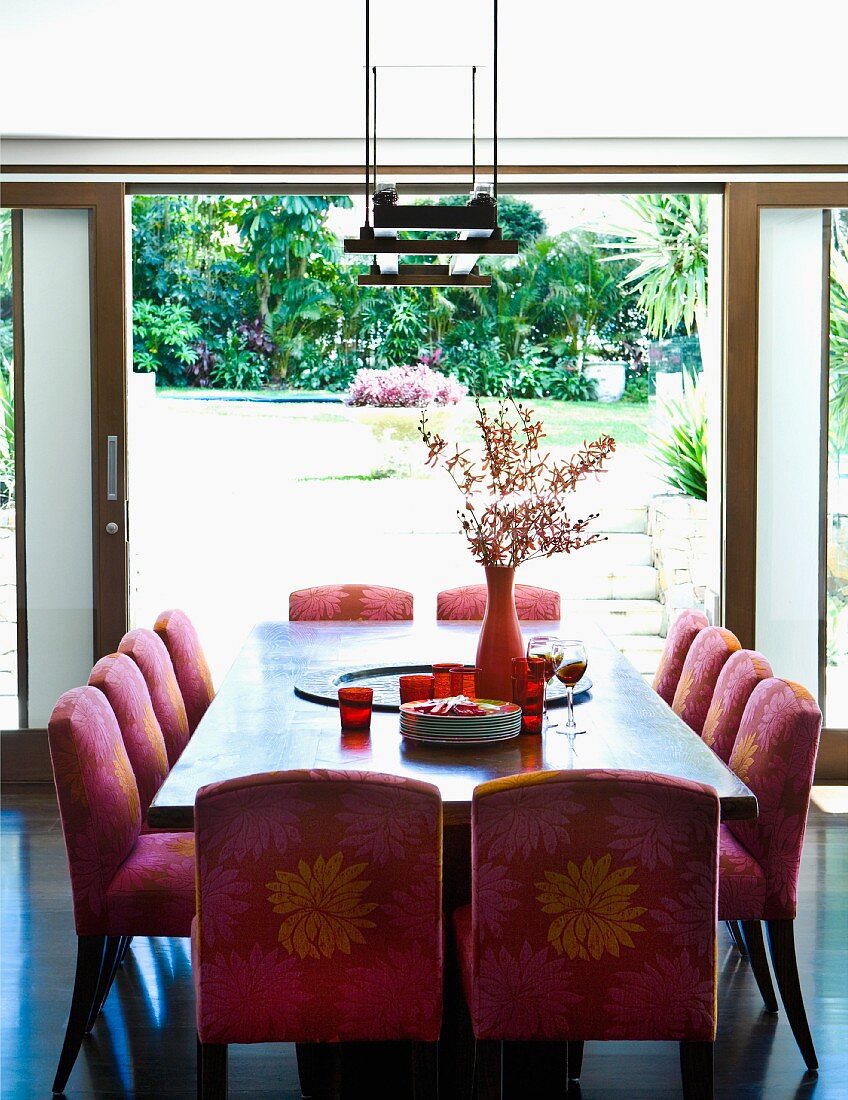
[{"left": 295, "top": 664, "right": 592, "bottom": 711}]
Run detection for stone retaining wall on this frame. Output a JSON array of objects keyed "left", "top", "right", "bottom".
[{"left": 648, "top": 494, "right": 709, "bottom": 636}]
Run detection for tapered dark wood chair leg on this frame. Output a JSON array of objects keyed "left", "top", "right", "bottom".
[
  {"left": 296, "top": 1042, "right": 316, "bottom": 1097},
  {"left": 412, "top": 1041, "right": 439, "bottom": 1099},
  {"left": 740, "top": 920, "right": 778, "bottom": 1012},
  {"left": 474, "top": 1040, "right": 502, "bottom": 1100},
  {"left": 52, "top": 935, "right": 108, "bottom": 1095},
  {"left": 766, "top": 918, "right": 818, "bottom": 1070},
  {"left": 199, "top": 1041, "right": 228, "bottom": 1100},
  {"left": 311, "top": 1045, "right": 342, "bottom": 1100},
  {"left": 196, "top": 1034, "right": 203, "bottom": 1100},
  {"left": 567, "top": 1040, "right": 585, "bottom": 1082},
  {"left": 85, "top": 935, "right": 123, "bottom": 1033},
  {"left": 118, "top": 935, "right": 133, "bottom": 966},
  {"left": 679, "top": 1040, "right": 713, "bottom": 1100},
  {"left": 726, "top": 920, "right": 748, "bottom": 956}
]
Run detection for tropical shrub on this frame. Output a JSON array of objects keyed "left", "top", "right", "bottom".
[
  {"left": 346, "top": 363, "right": 467, "bottom": 408},
  {"left": 649, "top": 375, "right": 707, "bottom": 500},
  {"left": 209, "top": 329, "right": 267, "bottom": 391},
  {"left": 132, "top": 299, "right": 200, "bottom": 384},
  {"left": 829, "top": 221, "right": 848, "bottom": 453},
  {"left": 0, "top": 361, "right": 14, "bottom": 506}
]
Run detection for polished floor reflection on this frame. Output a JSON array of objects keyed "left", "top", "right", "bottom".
[{"left": 2, "top": 784, "right": 846, "bottom": 1098}]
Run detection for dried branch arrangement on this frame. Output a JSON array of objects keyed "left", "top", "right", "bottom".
[{"left": 420, "top": 396, "right": 616, "bottom": 568}]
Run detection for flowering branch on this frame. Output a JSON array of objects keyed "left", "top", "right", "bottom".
[{"left": 419, "top": 396, "right": 616, "bottom": 568}]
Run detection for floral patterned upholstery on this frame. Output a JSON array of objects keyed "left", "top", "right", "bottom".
[
  {"left": 118, "top": 628, "right": 190, "bottom": 768},
  {"left": 721, "top": 679, "right": 822, "bottom": 922},
  {"left": 193, "top": 770, "right": 442, "bottom": 1046},
  {"left": 672, "top": 626, "right": 741, "bottom": 736},
  {"left": 88, "top": 653, "right": 169, "bottom": 819},
  {"left": 154, "top": 608, "right": 215, "bottom": 734},
  {"left": 701, "top": 649, "right": 773, "bottom": 763},
  {"left": 436, "top": 584, "right": 560, "bottom": 622},
  {"left": 651, "top": 609, "right": 709, "bottom": 704},
  {"left": 47, "top": 686, "right": 195, "bottom": 937},
  {"left": 288, "top": 584, "right": 414, "bottom": 622},
  {"left": 454, "top": 770, "right": 719, "bottom": 1043}
]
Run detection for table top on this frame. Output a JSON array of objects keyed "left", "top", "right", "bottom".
[{"left": 147, "top": 619, "right": 757, "bottom": 829}]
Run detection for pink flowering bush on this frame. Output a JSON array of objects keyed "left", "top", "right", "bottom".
[{"left": 345, "top": 364, "right": 467, "bottom": 408}]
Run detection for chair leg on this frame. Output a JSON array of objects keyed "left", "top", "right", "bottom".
[
  {"left": 311, "top": 1045, "right": 342, "bottom": 1100},
  {"left": 85, "top": 935, "right": 123, "bottom": 1033},
  {"left": 199, "top": 1041, "right": 228, "bottom": 1100},
  {"left": 726, "top": 920, "right": 748, "bottom": 956},
  {"left": 52, "top": 935, "right": 108, "bottom": 1096},
  {"left": 412, "top": 1041, "right": 438, "bottom": 1100},
  {"left": 296, "top": 1042, "right": 316, "bottom": 1097},
  {"left": 474, "top": 1040, "right": 502, "bottom": 1100},
  {"left": 679, "top": 1040, "right": 713, "bottom": 1100},
  {"left": 765, "top": 918, "right": 818, "bottom": 1071},
  {"left": 567, "top": 1040, "right": 584, "bottom": 1082},
  {"left": 740, "top": 920, "right": 778, "bottom": 1013},
  {"left": 118, "top": 935, "right": 133, "bottom": 966}
]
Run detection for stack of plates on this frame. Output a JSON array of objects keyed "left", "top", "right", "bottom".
[{"left": 400, "top": 699, "right": 522, "bottom": 746}]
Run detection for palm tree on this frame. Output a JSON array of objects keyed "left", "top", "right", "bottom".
[{"left": 610, "top": 194, "right": 710, "bottom": 368}]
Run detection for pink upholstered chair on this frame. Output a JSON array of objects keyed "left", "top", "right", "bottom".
[
  {"left": 88, "top": 652, "right": 169, "bottom": 821},
  {"left": 118, "top": 627, "right": 190, "bottom": 767},
  {"left": 453, "top": 770, "right": 720, "bottom": 1099},
  {"left": 288, "top": 584, "right": 414, "bottom": 621},
  {"left": 193, "top": 769, "right": 443, "bottom": 1097},
  {"left": 672, "top": 626, "right": 741, "bottom": 736},
  {"left": 154, "top": 608, "right": 215, "bottom": 734},
  {"left": 719, "top": 678, "right": 822, "bottom": 1070},
  {"left": 436, "top": 584, "right": 560, "bottom": 621},
  {"left": 701, "top": 649, "right": 773, "bottom": 764},
  {"left": 652, "top": 608, "right": 709, "bottom": 705},
  {"left": 48, "top": 687, "right": 195, "bottom": 1094}
]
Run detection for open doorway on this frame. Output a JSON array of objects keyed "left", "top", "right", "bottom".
[{"left": 127, "top": 191, "right": 722, "bottom": 684}]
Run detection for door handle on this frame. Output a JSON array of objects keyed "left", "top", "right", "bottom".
[{"left": 107, "top": 435, "right": 118, "bottom": 501}]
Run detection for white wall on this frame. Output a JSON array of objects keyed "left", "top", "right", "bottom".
[
  {"left": 756, "top": 207, "right": 824, "bottom": 696},
  {"left": 22, "top": 209, "right": 93, "bottom": 727}
]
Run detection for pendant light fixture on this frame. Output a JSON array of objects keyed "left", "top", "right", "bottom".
[{"left": 344, "top": 0, "right": 517, "bottom": 287}]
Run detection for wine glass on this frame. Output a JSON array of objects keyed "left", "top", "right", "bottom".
[
  {"left": 526, "top": 634, "right": 558, "bottom": 730},
  {"left": 552, "top": 639, "right": 588, "bottom": 736}
]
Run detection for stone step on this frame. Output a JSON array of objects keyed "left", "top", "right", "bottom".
[
  {"left": 592, "top": 505, "right": 648, "bottom": 535},
  {"left": 561, "top": 564, "right": 658, "bottom": 601},
  {"left": 586, "top": 533, "right": 653, "bottom": 567},
  {"left": 564, "top": 598, "right": 664, "bottom": 636},
  {"left": 613, "top": 634, "right": 666, "bottom": 676}
]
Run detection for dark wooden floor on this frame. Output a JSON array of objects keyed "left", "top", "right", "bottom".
[{"left": 2, "top": 784, "right": 846, "bottom": 1099}]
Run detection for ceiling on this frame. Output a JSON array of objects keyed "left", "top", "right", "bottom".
[{"left": 1, "top": 0, "right": 846, "bottom": 141}]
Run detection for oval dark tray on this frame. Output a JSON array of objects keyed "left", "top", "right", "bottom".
[{"left": 294, "top": 663, "right": 592, "bottom": 712}]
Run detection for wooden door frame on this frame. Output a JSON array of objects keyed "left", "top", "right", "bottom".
[
  {"left": 1, "top": 183, "right": 129, "bottom": 697},
  {"left": 724, "top": 181, "right": 848, "bottom": 779}
]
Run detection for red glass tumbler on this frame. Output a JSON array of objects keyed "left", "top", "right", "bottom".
[
  {"left": 512, "top": 657, "right": 545, "bottom": 735},
  {"left": 399, "top": 674, "right": 435, "bottom": 704},
  {"left": 449, "top": 665, "right": 480, "bottom": 698},
  {"left": 432, "top": 663, "right": 460, "bottom": 699},
  {"left": 338, "top": 686, "right": 373, "bottom": 731}
]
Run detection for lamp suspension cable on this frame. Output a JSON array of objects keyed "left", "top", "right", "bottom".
[
  {"left": 373, "top": 65, "right": 378, "bottom": 201},
  {"left": 472, "top": 64, "right": 477, "bottom": 191},
  {"left": 364, "top": 0, "right": 370, "bottom": 226},
  {"left": 493, "top": 0, "right": 498, "bottom": 200}
]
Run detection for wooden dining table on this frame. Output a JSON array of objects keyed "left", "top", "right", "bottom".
[{"left": 148, "top": 617, "right": 756, "bottom": 830}]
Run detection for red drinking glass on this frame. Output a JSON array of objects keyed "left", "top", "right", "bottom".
[
  {"left": 449, "top": 665, "right": 480, "bottom": 698},
  {"left": 338, "top": 686, "right": 373, "bottom": 731},
  {"left": 512, "top": 656, "right": 545, "bottom": 735},
  {"left": 399, "top": 674, "right": 435, "bottom": 704},
  {"left": 432, "top": 663, "right": 460, "bottom": 699}
]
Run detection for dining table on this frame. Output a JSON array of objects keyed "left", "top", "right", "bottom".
[{"left": 148, "top": 617, "right": 756, "bottom": 831}]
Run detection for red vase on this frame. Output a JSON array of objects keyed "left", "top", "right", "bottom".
[{"left": 475, "top": 566, "right": 525, "bottom": 702}]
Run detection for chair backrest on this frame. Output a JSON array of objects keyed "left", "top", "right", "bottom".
[
  {"left": 118, "top": 628, "right": 190, "bottom": 768},
  {"left": 672, "top": 626, "right": 741, "bottom": 735},
  {"left": 727, "top": 678, "right": 822, "bottom": 920},
  {"left": 437, "top": 584, "right": 560, "bottom": 622},
  {"left": 88, "top": 652, "right": 170, "bottom": 817},
  {"left": 48, "top": 686, "right": 142, "bottom": 935},
  {"left": 701, "top": 649, "right": 773, "bottom": 763},
  {"left": 288, "top": 584, "right": 413, "bottom": 622},
  {"left": 468, "top": 770, "right": 718, "bottom": 1042},
  {"left": 652, "top": 609, "right": 709, "bottom": 704},
  {"left": 154, "top": 608, "right": 215, "bottom": 734},
  {"left": 194, "top": 770, "right": 442, "bottom": 1046}
]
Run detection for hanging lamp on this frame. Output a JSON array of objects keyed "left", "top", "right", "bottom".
[{"left": 344, "top": 0, "right": 517, "bottom": 287}]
